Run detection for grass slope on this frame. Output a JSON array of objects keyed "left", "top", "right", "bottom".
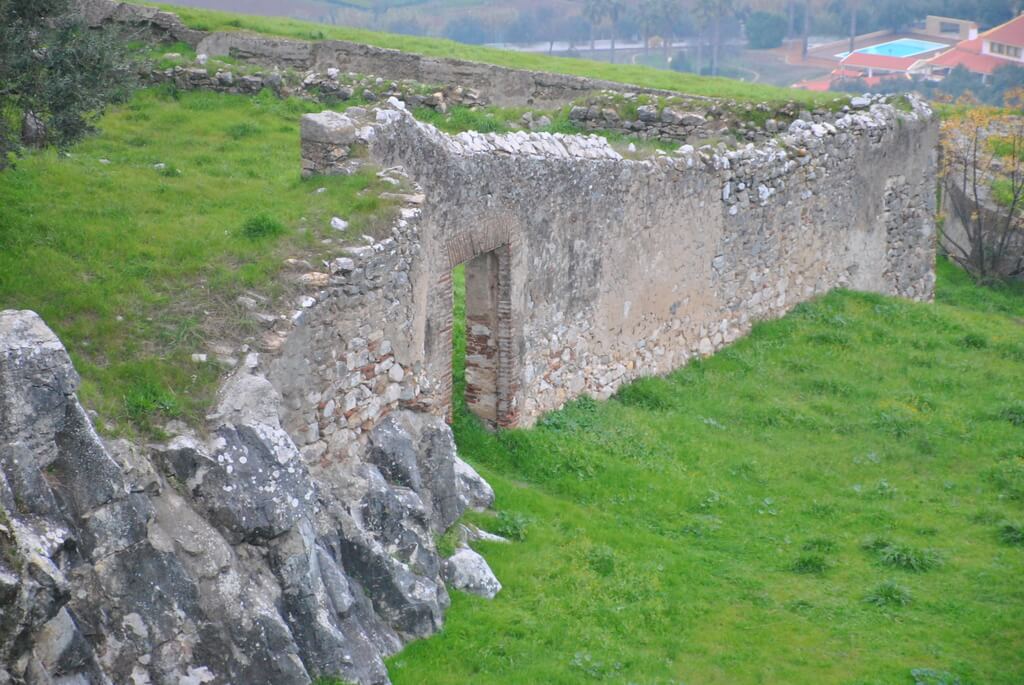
[
  {"left": 387, "top": 259, "right": 1024, "bottom": 685},
  {"left": 0, "top": 87, "right": 395, "bottom": 436},
  {"left": 133, "top": 1, "right": 836, "bottom": 106}
]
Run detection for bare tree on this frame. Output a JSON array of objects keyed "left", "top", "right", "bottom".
[{"left": 941, "top": 115, "right": 1024, "bottom": 282}]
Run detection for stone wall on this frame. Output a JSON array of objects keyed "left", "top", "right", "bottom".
[
  {"left": 83, "top": 0, "right": 684, "bottom": 108},
  {"left": 146, "top": 62, "right": 480, "bottom": 114},
  {"left": 77, "top": 0, "right": 205, "bottom": 45},
  {"left": 288, "top": 97, "right": 937, "bottom": 435},
  {"left": 566, "top": 91, "right": 885, "bottom": 146},
  {"left": 194, "top": 32, "right": 682, "bottom": 108}
]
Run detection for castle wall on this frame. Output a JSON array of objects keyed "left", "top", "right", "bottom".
[{"left": 283, "top": 99, "right": 937, "bottom": 440}]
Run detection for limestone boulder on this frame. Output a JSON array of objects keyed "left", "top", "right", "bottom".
[{"left": 443, "top": 547, "right": 502, "bottom": 599}]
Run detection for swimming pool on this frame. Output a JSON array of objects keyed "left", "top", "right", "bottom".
[{"left": 836, "top": 38, "right": 948, "bottom": 59}]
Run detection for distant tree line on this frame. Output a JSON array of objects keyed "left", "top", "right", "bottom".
[{"left": 420, "top": 0, "right": 1021, "bottom": 72}]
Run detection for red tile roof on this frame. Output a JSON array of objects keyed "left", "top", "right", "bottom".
[
  {"left": 838, "top": 52, "right": 918, "bottom": 72},
  {"left": 793, "top": 78, "right": 832, "bottom": 92},
  {"left": 924, "top": 36, "right": 1010, "bottom": 75},
  {"left": 984, "top": 12, "right": 1024, "bottom": 47}
]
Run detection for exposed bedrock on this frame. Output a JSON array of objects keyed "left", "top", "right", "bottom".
[{"left": 0, "top": 310, "right": 496, "bottom": 685}]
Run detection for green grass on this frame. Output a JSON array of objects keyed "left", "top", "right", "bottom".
[
  {"left": 385, "top": 259, "right": 1024, "bottom": 684},
  {"left": 131, "top": 1, "right": 837, "bottom": 106},
  {"left": 0, "top": 86, "right": 398, "bottom": 436},
  {"left": 991, "top": 177, "right": 1017, "bottom": 208}
]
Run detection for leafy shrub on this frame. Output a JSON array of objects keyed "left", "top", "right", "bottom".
[
  {"left": 989, "top": 458, "right": 1024, "bottom": 500},
  {"left": 998, "top": 342, "right": 1024, "bottom": 362},
  {"left": 865, "top": 580, "right": 912, "bottom": 607},
  {"left": 802, "top": 537, "right": 837, "bottom": 553},
  {"left": 873, "top": 410, "right": 916, "bottom": 439},
  {"left": 586, "top": 544, "right": 616, "bottom": 577},
  {"left": 871, "top": 479, "right": 898, "bottom": 499},
  {"left": 958, "top": 332, "right": 988, "bottom": 349},
  {"left": 791, "top": 554, "right": 828, "bottom": 575},
  {"left": 241, "top": 213, "right": 285, "bottom": 240},
  {"left": 998, "top": 522, "right": 1024, "bottom": 546},
  {"left": 537, "top": 396, "right": 597, "bottom": 432},
  {"left": 124, "top": 378, "right": 179, "bottom": 422},
  {"left": 435, "top": 527, "right": 460, "bottom": 557},
  {"left": 806, "top": 330, "right": 851, "bottom": 347},
  {"left": 746, "top": 11, "right": 788, "bottom": 49},
  {"left": 494, "top": 511, "right": 529, "bottom": 541},
  {"left": 910, "top": 668, "right": 963, "bottom": 685},
  {"left": 614, "top": 377, "right": 676, "bottom": 411},
  {"left": 863, "top": 538, "right": 941, "bottom": 572},
  {"left": 227, "top": 122, "right": 261, "bottom": 139},
  {"left": 1000, "top": 401, "right": 1024, "bottom": 426}
]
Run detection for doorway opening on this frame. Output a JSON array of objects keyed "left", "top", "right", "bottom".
[{"left": 451, "top": 245, "right": 515, "bottom": 428}]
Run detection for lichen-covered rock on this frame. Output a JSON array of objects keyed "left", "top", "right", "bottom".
[
  {"left": 443, "top": 547, "right": 502, "bottom": 599},
  {"left": 453, "top": 456, "right": 494, "bottom": 511},
  {"left": 0, "top": 310, "right": 496, "bottom": 685}
]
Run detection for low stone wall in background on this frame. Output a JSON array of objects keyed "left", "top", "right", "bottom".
[{"left": 567, "top": 91, "right": 887, "bottom": 146}]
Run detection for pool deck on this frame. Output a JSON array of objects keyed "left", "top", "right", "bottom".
[{"left": 806, "top": 31, "right": 957, "bottom": 66}]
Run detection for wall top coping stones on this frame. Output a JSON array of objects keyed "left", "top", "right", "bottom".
[{"left": 312, "top": 93, "right": 931, "bottom": 177}]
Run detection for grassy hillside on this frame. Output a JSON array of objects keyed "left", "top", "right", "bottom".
[
  {"left": 132, "top": 0, "right": 836, "bottom": 106},
  {"left": 386, "top": 260, "right": 1024, "bottom": 685},
  {"left": 0, "top": 87, "right": 398, "bottom": 436}
]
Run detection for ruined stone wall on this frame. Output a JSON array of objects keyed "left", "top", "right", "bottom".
[
  {"left": 288, "top": 97, "right": 937, "bottom": 435},
  {"left": 194, "top": 32, "right": 678, "bottom": 108},
  {"left": 82, "top": 1, "right": 681, "bottom": 108},
  {"left": 566, "top": 91, "right": 885, "bottom": 146}
]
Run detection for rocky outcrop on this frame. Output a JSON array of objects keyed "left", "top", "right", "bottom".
[
  {"left": 76, "top": 0, "right": 205, "bottom": 46},
  {"left": 0, "top": 310, "right": 497, "bottom": 685}
]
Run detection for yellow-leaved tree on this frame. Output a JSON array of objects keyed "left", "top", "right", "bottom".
[{"left": 940, "top": 109, "right": 1024, "bottom": 282}]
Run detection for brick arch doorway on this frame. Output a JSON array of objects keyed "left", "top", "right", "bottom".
[
  {"left": 429, "top": 234, "right": 520, "bottom": 429},
  {"left": 463, "top": 245, "right": 516, "bottom": 427}
]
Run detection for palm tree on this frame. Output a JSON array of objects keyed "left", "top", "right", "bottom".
[
  {"left": 607, "top": 0, "right": 624, "bottom": 64},
  {"left": 370, "top": 0, "right": 388, "bottom": 30},
  {"left": 847, "top": 0, "right": 860, "bottom": 55},
  {"left": 659, "top": 0, "right": 682, "bottom": 63},
  {"left": 640, "top": 0, "right": 660, "bottom": 59},
  {"left": 695, "top": 0, "right": 734, "bottom": 76},
  {"left": 582, "top": 0, "right": 610, "bottom": 56},
  {"left": 801, "top": 0, "right": 811, "bottom": 58}
]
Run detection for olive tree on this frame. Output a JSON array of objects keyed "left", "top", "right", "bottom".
[{"left": 1, "top": 0, "right": 133, "bottom": 169}]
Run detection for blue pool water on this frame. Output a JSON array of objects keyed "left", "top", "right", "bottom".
[{"left": 836, "top": 38, "right": 948, "bottom": 59}]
